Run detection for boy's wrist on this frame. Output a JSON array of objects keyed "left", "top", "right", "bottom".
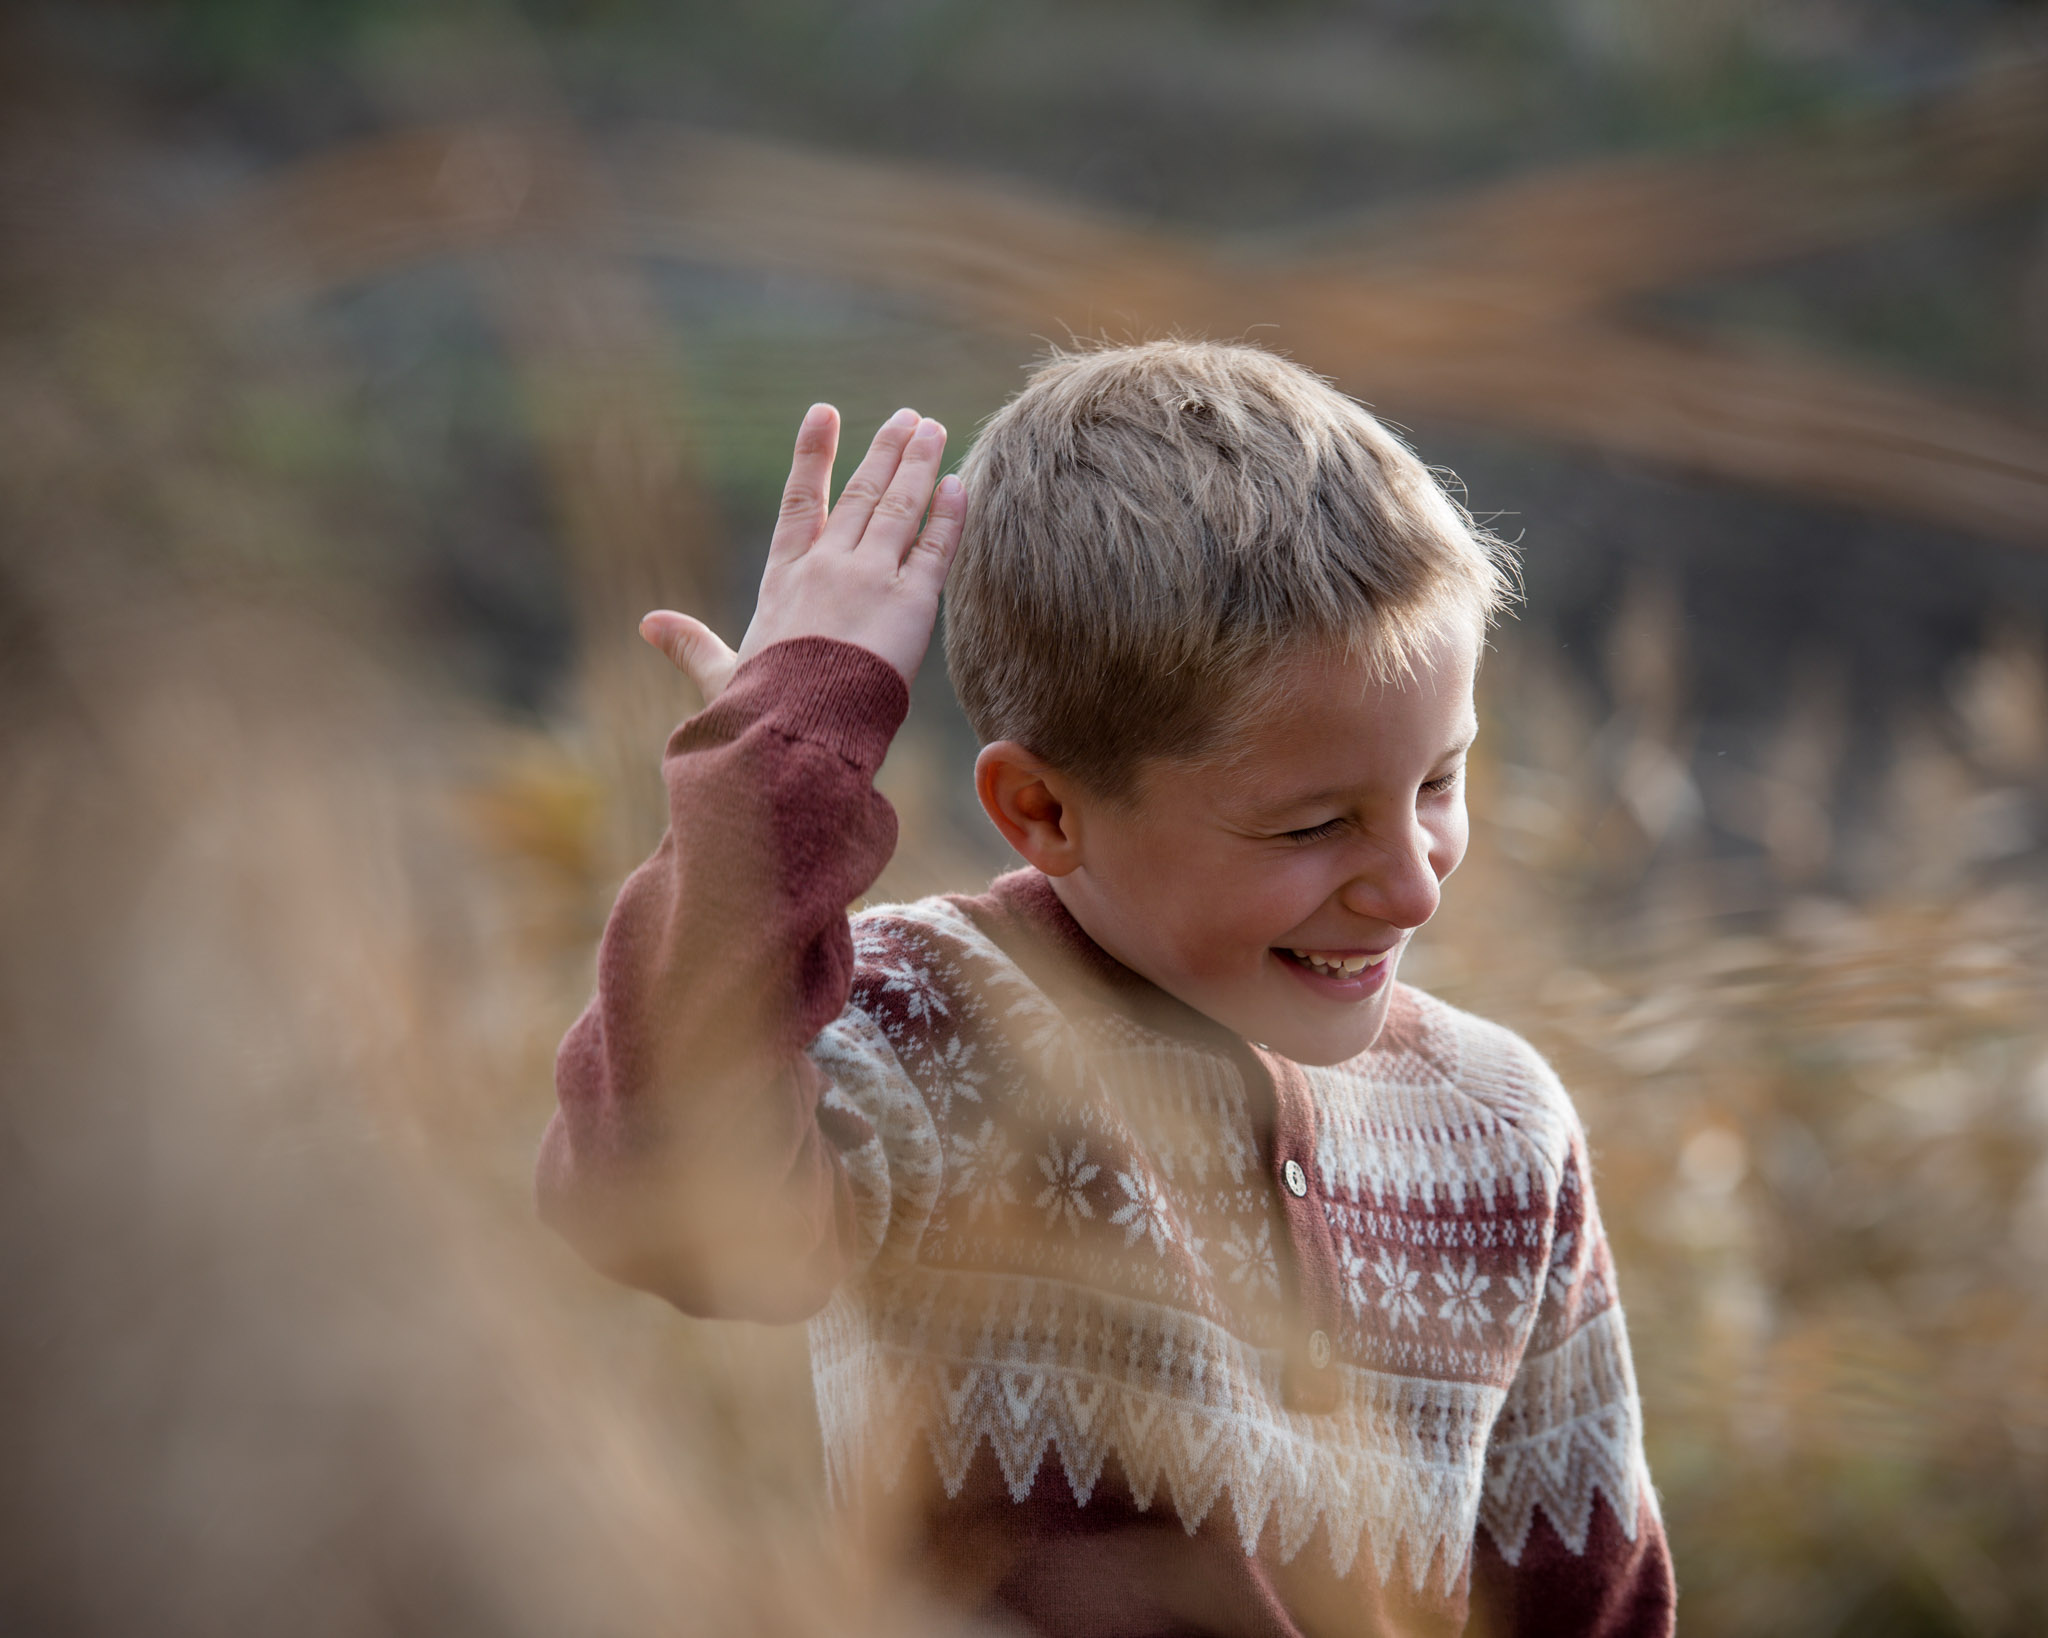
[{"left": 708, "top": 635, "right": 911, "bottom": 771}]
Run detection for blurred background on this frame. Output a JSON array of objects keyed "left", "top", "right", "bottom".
[{"left": 3, "top": 1, "right": 2047, "bottom": 1633}]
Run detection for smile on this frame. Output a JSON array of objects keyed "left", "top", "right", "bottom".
[
  {"left": 1286, "top": 947, "right": 1392, "bottom": 976},
  {"left": 1273, "top": 944, "right": 1400, "bottom": 998}
]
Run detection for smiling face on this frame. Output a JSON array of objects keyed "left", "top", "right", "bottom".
[{"left": 1045, "top": 617, "right": 1480, "bottom": 1065}]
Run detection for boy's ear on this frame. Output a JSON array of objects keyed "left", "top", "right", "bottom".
[{"left": 974, "top": 742, "right": 1085, "bottom": 875}]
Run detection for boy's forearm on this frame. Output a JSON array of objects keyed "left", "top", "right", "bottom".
[{"left": 537, "top": 636, "right": 909, "bottom": 1319}]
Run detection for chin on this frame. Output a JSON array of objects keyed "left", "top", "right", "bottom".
[
  {"left": 1264, "top": 1009, "right": 1391, "bottom": 1068},
  {"left": 1282, "top": 1036, "right": 1379, "bottom": 1068}
]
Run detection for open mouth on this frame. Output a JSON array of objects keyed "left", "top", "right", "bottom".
[{"left": 1273, "top": 944, "right": 1399, "bottom": 996}]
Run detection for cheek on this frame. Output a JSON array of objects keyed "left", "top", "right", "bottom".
[
  {"left": 1432, "top": 803, "right": 1471, "bottom": 880},
  {"left": 1222, "top": 858, "right": 1334, "bottom": 952},
  {"left": 1162, "top": 859, "right": 1322, "bottom": 976}
]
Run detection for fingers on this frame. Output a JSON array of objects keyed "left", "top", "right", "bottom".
[
  {"left": 818, "top": 407, "right": 921, "bottom": 549},
  {"left": 766, "top": 403, "right": 840, "bottom": 564},
  {"left": 904, "top": 472, "right": 966, "bottom": 588},
  {"left": 860, "top": 416, "right": 949, "bottom": 563},
  {"left": 640, "top": 610, "right": 739, "bottom": 703}
]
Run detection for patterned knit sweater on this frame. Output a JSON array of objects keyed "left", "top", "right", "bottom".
[{"left": 539, "top": 638, "right": 1675, "bottom": 1638}]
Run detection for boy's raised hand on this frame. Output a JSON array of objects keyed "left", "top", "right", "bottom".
[{"left": 640, "top": 404, "right": 965, "bottom": 705}]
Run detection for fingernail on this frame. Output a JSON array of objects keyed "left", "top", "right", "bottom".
[
  {"left": 920, "top": 417, "right": 945, "bottom": 438},
  {"left": 890, "top": 407, "right": 918, "bottom": 428},
  {"left": 938, "top": 474, "right": 961, "bottom": 496}
]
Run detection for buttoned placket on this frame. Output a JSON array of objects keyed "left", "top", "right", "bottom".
[{"left": 1238, "top": 1044, "right": 1345, "bottom": 1414}]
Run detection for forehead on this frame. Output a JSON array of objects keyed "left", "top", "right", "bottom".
[{"left": 1170, "top": 620, "right": 1482, "bottom": 807}]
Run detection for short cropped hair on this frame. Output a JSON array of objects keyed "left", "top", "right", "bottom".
[{"left": 944, "top": 339, "right": 1516, "bottom": 798}]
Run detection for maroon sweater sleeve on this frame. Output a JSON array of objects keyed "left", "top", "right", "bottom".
[
  {"left": 1470, "top": 1493, "right": 1674, "bottom": 1638},
  {"left": 536, "top": 636, "right": 909, "bottom": 1322},
  {"left": 1468, "top": 1133, "right": 1677, "bottom": 1638}
]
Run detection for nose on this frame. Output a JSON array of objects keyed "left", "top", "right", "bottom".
[{"left": 1336, "top": 823, "right": 1442, "bottom": 930}]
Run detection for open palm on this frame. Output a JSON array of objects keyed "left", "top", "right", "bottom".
[{"left": 641, "top": 404, "right": 964, "bottom": 703}]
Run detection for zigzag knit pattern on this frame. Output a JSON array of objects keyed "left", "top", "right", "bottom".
[{"left": 806, "top": 897, "right": 1653, "bottom": 1595}]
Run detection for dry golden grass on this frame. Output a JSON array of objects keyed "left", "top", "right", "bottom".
[{"left": 1404, "top": 605, "right": 2048, "bottom": 1635}]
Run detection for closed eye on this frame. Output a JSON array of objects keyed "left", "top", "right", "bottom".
[{"left": 1282, "top": 770, "right": 1461, "bottom": 841}]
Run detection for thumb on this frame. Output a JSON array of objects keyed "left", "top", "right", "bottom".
[{"left": 640, "top": 611, "right": 739, "bottom": 703}]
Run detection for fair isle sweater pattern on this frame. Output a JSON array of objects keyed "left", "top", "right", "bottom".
[{"left": 805, "top": 894, "right": 1654, "bottom": 1596}]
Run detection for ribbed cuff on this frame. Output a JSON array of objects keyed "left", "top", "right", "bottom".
[{"left": 710, "top": 636, "right": 911, "bottom": 773}]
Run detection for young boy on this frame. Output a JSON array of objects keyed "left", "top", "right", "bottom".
[{"left": 539, "top": 342, "right": 1675, "bottom": 1637}]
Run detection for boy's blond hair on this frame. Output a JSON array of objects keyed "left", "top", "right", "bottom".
[{"left": 945, "top": 339, "right": 1517, "bottom": 798}]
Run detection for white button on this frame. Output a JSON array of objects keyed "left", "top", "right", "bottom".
[
  {"left": 1307, "top": 1329, "right": 1333, "bottom": 1369},
  {"left": 1283, "top": 1159, "right": 1308, "bottom": 1198}
]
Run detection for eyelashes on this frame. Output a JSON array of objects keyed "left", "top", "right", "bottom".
[{"left": 1280, "top": 771, "right": 1464, "bottom": 845}]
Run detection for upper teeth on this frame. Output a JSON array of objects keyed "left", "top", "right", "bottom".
[{"left": 1290, "top": 949, "right": 1387, "bottom": 975}]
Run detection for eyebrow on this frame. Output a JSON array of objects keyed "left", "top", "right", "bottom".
[{"left": 1253, "top": 727, "right": 1479, "bottom": 817}]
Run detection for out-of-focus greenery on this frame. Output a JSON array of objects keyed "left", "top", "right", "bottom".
[{"left": 138, "top": 0, "right": 2044, "bottom": 208}]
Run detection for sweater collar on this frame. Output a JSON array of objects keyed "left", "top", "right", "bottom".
[{"left": 949, "top": 868, "right": 1245, "bottom": 1048}]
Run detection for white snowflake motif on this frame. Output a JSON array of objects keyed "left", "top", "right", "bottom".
[
  {"left": 1372, "top": 1248, "right": 1426, "bottom": 1329},
  {"left": 1109, "top": 1168, "right": 1178, "bottom": 1256},
  {"left": 946, "top": 1119, "right": 1021, "bottom": 1223},
  {"left": 1503, "top": 1260, "right": 1542, "bottom": 1331},
  {"left": 1034, "top": 1138, "right": 1100, "bottom": 1234},
  {"left": 924, "top": 1033, "right": 986, "bottom": 1121},
  {"left": 1220, "top": 1220, "right": 1280, "bottom": 1297},
  {"left": 868, "top": 953, "right": 952, "bottom": 1027},
  {"left": 1005, "top": 997, "right": 1087, "bottom": 1087},
  {"left": 1433, "top": 1257, "right": 1493, "bottom": 1336}
]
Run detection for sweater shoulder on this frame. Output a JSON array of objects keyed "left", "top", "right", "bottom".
[
  {"left": 842, "top": 893, "right": 1030, "bottom": 1036},
  {"left": 1362, "top": 983, "right": 1582, "bottom": 1183},
  {"left": 849, "top": 892, "right": 1001, "bottom": 965}
]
